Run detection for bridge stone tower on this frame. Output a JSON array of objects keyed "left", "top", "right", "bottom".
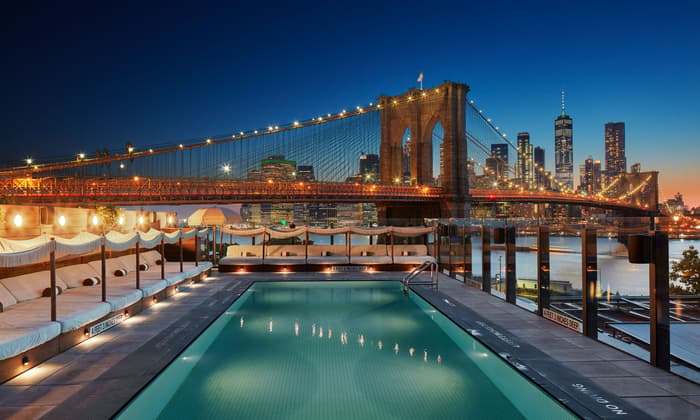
[{"left": 378, "top": 81, "right": 470, "bottom": 219}]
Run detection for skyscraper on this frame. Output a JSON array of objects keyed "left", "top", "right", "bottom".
[
  {"left": 517, "top": 132, "right": 533, "bottom": 186},
  {"left": 490, "top": 143, "right": 509, "bottom": 164},
  {"left": 554, "top": 90, "right": 573, "bottom": 190},
  {"left": 534, "top": 146, "right": 545, "bottom": 187},
  {"left": 579, "top": 157, "right": 602, "bottom": 194},
  {"left": 359, "top": 153, "right": 379, "bottom": 183},
  {"left": 604, "top": 122, "right": 626, "bottom": 181}
]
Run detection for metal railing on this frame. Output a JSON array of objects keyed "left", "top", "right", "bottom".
[{"left": 403, "top": 260, "right": 438, "bottom": 296}]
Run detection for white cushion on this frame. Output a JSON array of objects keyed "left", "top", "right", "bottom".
[
  {"left": 0, "top": 311, "right": 61, "bottom": 359},
  {"left": 56, "top": 264, "right": 101, "bottom": 289},
  {"left": 0, "top": 271, "right": 69, "bottom": 302},
  {"left": 0, "top": 282, "right": 18, "bottom": 310},
  {"left": 117, "top": 255, "right": 138, "bottom": 272}
]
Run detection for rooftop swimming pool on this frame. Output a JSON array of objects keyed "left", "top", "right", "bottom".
[{"left": 117, "top": 281, "right": 575, "bottom": 419}]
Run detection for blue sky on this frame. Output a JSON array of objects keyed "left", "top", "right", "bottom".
[{"left": 2, "top": 1, "right": 699, "bottom": 205}]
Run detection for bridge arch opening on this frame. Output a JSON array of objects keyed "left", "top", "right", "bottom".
[
  {"left": 429, "top": 120, "right": 444, "bottom": 186},
  {"left": 401, "top": 127, "right": 412, "bottom": 184}
]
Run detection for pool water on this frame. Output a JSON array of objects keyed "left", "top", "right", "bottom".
[{"left": 118, "top": 282, "right": 575, "bottom": 419}]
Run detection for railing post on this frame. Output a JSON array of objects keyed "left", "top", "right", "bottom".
[
  {"left": 463, "top": 224, "right": 472, "bottom": 283},
  {"left": 650, "top": 230, "right": 670, "bottom": 369},
  {"left": 212, "top": 225, "right": 217, "bottom": 265},
  {"left": 537, "top": 226, "right": 550, "bottom": 316},
  {"left": 582, "top": 227, "right": 598, "bottom": 339},
  {"left": 505, "top": 226, "right": 516, "bottom": 304},
  {"left": 481, "top": 225, "right": 491, "bottom": 293}
]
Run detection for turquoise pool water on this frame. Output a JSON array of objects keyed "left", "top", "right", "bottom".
[{"left": 118, "top": 282, "right": 575, "bottom": 419}]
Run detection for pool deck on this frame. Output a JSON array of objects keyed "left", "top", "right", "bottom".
[{"left": 0, "top": 271, "right": 697, "bottom": 419}]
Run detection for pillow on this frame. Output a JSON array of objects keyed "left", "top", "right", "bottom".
[
  {"left": 42, "top": 286, "right": 63, "bottom": 297},
  {"left": 361, "top": 251, "right": 367, "bottom": 257},
  {"left": 155, "top": 259, "right": 163, "bottom": 265},
  {"left": 401, "top": 250, "right": 409, "bottom": 256},
  {"left": 83, "top": 277, "right": 100, "bottom": 286},
  {"left": 245, "top": 252, "right": 255, "bottom": 257},
  {"left": 281, "top": 251, "right": 289, "bottom": 257},
  {"left": 114, "top": 268, "right": 128, "bottom": 277},
  {"left": 139, "top": 263, "right": 150, "bottom": 271},
  {"left": 0, "top": 302, "right": 3, "bottom": 313},
  {"left": 321, "top": 251, "right": 329, "bottom": 257}
]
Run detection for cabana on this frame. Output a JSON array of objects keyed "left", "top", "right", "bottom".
[{"left": 0, "top": 228, "right": 211, "bottom": 382}]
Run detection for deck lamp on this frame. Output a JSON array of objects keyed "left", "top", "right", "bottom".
[
  {"left": 13, "top": 214, "right": 22, "bottom": 227},
  {"left": 22, "top": 356, "right": 29, "bottom": 366}
]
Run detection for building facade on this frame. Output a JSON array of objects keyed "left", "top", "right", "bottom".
[
  {"left": 604, "top": 122, "right": 627, "bottom": 181},
  {"left": 517, "top": 132, "right": 534, "bottom": 187}
]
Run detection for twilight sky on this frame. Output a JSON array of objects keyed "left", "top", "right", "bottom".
[{"left": 2, "top": 1, "right": 699, "bottom": 206}]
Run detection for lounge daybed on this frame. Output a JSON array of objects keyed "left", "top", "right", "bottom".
[
  {"left": 392, "top": 244, "right": 435, "bottom": 265},
  {"left": 219, "top": 245, "right": 264, "bottom": 266},
  {"left": 0, "top": 228, "right": 212, "bottom": 384},
  {"left": 349, "top": 245, "right": 392, "bottom": 265},
  {"left": 306, "top": 245, "right": 349, "bottom": 265},
  {"left": 263, "top": 245, "right": 307, "bottom": 265}
]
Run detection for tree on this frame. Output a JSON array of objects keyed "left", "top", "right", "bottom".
[{"left": 670, "top": 246, "right": 700, "bottom": 295}]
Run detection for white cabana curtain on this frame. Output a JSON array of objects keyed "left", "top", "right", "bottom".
[
  {"left": 55, "top": 232, "right": 102, "bottom": 255},
  {"left": 163, "top": 230, "right": 181, "bottom": 244},
  {"left": 307, "top": 227, "right": 349, "bottom": 235},
  {"left": 138, "top": 229, "right": 164, "bottom": 249},
  {"left": 105, "top": 231, "right": 139, "bottom": 252},
  {"left": 265, "top": 227, "right": 307, "bottom": 239},
  {"left": 0, "top": 241, "right": 54, "bottom": 268},
  {"left": 220, "top": 226, "right": 265, "bottom": 237},
  {"left": 390, "top": 226, "right": 435, "bottom": 237},
  {"left": 350, "top": 226, "right": 390, "bottom": 235}
]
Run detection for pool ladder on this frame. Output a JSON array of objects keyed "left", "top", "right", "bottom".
[{"left": 403, "top": 260, "right": 438, "bottom": 296}]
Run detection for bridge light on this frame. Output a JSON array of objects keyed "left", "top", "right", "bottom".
[
  {"left": 58, "top": 215, "right": 66, "bottom": 226},
  {"left": 133, "top": 176, "right": 140, "bottom": 181},
  {"left": 275, "top": 126, "right": 279, "bottom": 129},
  {"left": 120, "top": 163, "right": 125, "bottom": 169},
  {"left": 13, "top": 214, "right": 22, "bottom": 227},
  {"left": 268, "top": 126, "right": 273, "bottom": 131},
  {"left": 294, "top": 121, "right": 299, "bottom": 126},
  {"left": 267, "top": 179, "right": 274, "bottom": 184},
  {"left": 179, "top": 144, "right": 184, "bottom": 148},
  {"left": 487, "top": 118, "right": 491, "bottom": 122},
  {"left": 149, "top": 148, "right": 154, "bottom": 153},
  {"left": 422, "top": 92, "right": 426, "bottom": 97},
  {"left": 469, "top": 100, "right": 474, "bottom": 104},
  {"left": 223, "top": 164, "right": 231, "bottom": 174},
  {"left": 369, "top": 102, "right": 373, "bottom": 106},
  {"left": 206, "top": 138, "right": 211, "bottom": 144},
  {"left": 327, "top": 113, "right": 331, "bottom": 117},
  {"left": 77, "top": 153, "right": 85, "bottom": 160},
  {"left": 26, "top": 158, "right": 32, "bottom": 165},
  {"left": 240, "top": 131, "right": 244, "bottom": 135},
  {"left": 254, "top": 130, "right": 258, "bottom": 134},
  {"left": 127, "top": 146, "right": 134, "bottom": 153}
]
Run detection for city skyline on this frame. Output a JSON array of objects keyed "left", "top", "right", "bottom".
[{"left": 2, "top": 2, "right": 699, "bottom": 206}]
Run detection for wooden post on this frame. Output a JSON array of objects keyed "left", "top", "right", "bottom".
[
  {"left": 179, "top": 236, "right": 184, "bottom": 273},
  {"left": 212, "top": 225, "right": 217, "bottom": 265},
  {"left": 194, "top": 234, "right": 199, "bottom": 267},
  {"left": 582, "top": 228, "right": 598, "bottom": 339},
  {"left": 101, "top": 242, "right": 107, "bottom": 302},
  {"left": 481, "top": 225, "right": 491, "bottom": 293},
  {"left": 650, "top": 231, "right": 670, "bottom": 369},
  {"left": 390, "top": 231, "right": 394, "bottom": 264},
  {"left": 49, "top": 239, "right": 56, "bottom": 322},
  {"left": 505, "top": 226, "right": 516, "bottom": 304},
  {"left": 160, "top": 239, "right": 165, "bottom": 280},
  {"left": 135, "top": 242, "right": 140, "bottom": 289},
  {"left": 537, "top": 226, "right": 550, "bottom": 316}
]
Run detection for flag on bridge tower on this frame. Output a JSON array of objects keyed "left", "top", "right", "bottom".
[{"left": 417, "top": 72, "right": 424, "bottom": 90}]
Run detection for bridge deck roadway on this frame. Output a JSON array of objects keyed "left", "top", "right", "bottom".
[{"left": 0, "top": 271, "right": 696, "bottom": 419}]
